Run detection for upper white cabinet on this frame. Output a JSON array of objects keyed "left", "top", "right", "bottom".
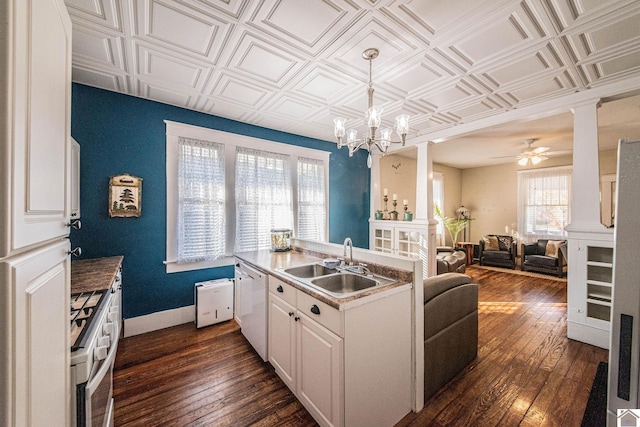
[
  {"left": 70, "top": 137, "right": 80, "bottom": 219},
  {"left": 0, "top": 0, "right": 73, "bottom": 258}
]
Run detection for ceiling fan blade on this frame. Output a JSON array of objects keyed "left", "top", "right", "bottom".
[{"left": 532, "top": 146, "right": 550, "bottom": 154}]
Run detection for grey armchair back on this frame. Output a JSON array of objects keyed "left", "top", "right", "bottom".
[{"left": 423, "top": 273, "right": 478, "bottom": 401}]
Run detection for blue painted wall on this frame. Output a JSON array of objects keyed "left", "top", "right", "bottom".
[{"left": 70, "top": 84, "right": 370, "bottom": 319}]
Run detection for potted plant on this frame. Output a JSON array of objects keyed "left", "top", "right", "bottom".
[
  {"left": 403, "top": 211, "right": 413, "bottom": 221},
  {"left": 389, "top": 210, "right": 399, "bottom": 220},
  {"left": 375, "top": 210, "right": 384, "bottom": 220},
  {"left": 434, "top": 204, "right": 473, "bottom": 245}
]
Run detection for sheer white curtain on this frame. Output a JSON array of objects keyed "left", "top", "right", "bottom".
[
  {"left": 177, "top": 137, "right": 225, "bottom": 263},
  {"left": 235, "top": 147, "right": 293, "bottom": 252},
  {"left": 297, "top": 157, "right": 326, "bottom": 241},
  {"left": 433, "top": 172, "right": 445, "bottom": 245},
  {"left": 517, "top": 166, "right": 572, "bottom": 243}
]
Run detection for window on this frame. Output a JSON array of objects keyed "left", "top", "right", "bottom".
[
  {"left": 297, "top": 157, "right": 326, "bottom": 241},
  {"left": 517, "top": 166, "right": 572, "bottom": 242},
  {"left": 433, "top": 172, "right": 445, "bottom": 245},
  {"left": 165, "top": 121, "right": 329, "bottom": 272},
  {"left": 235, "top": 148, "right": 293, "bottom": 252},
  {"left": 177, "top": 137, "right": 225, "bottom": 262}
]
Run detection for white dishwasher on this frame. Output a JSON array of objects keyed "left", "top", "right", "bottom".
[{"left": 235, "top": 260, "right": 268, "bottom": 362}]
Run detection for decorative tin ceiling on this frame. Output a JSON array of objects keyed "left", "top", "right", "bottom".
[{"left": 65, "top": 0, "right": 640, "bottom": 166}]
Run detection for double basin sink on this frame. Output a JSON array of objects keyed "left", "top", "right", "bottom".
[{"left": 277, "top": 262, "right": 396, "bottom": 298}]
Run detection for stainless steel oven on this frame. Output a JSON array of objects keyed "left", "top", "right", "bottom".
[{"left": 70, "top": 270, "right": 121, "bottom": 427}]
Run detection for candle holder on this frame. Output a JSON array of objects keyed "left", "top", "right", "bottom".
[
  {"left": 392, "top": 199, "right": 397, "bottom": 212},
  {"left": 383, "top": 195, "right": 389, "bottom": 219}
]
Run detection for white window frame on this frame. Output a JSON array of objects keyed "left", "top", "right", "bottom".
[
  {"left": 517, "top": 165, "right": 572, "bottom": 243},
  {"left": 165, "top": 120, "right": 330, "bottom": 273}
]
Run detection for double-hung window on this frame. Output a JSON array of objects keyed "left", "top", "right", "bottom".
[
  {"left": 517, "top": 166, "right": 572, "bottom": 242},
  {"left": 177, "top": 137, "right": 225, "bottom": 262},
  {"left": 166, "top": 121, "right": 329, "bottom": 272},
  {"left": 235, "top": 148, "right": 293, "bottom": 252}
]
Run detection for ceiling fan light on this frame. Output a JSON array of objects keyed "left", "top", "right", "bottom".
[
  {"left": 531, "top": 155, "right": 543, "bottom": 165},
  {"left": 518, "top": 157, "right": 528, "bottom": 166}
]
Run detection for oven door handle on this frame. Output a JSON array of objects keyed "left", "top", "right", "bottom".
[{"left": 86, "top": 337, "right": 118, "bottom": 395}]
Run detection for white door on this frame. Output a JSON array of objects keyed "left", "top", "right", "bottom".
[
  {"left": 1, "top": 239, "right": 71, "bottom": 427},
  {"left": 608, "top": 139, "right": 640, "bottom": 423},
  {"left": 0, "top": 0, "right": 72, "bottom": 258},
  {"left": 297, "top": 314, "right": 344, "bottom": 427},
  {"left": 268, "top": 294, "right": 296, "bottom": 389}
]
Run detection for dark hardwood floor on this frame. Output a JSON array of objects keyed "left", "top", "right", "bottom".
[{"left": 113, "top": 266, "right": 608, "bottom": 426}]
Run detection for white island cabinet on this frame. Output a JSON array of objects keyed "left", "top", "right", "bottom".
[{"left": 268, "top": 275, "right": 412, "bottom": 427}]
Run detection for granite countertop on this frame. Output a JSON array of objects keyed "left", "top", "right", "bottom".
[
  {"left": 234, "top": 249, "right": 412, "bottom": 309},
  {"left": 71, "top": 256, "right": 124, "bottom": 294}
]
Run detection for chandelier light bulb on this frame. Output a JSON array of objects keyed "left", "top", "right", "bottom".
[
  {"left": 347, "top": 129, "right": 358, "bottom": 144},
  {"left": 380, "top": 128, "right": 392, "bottom": 148}
]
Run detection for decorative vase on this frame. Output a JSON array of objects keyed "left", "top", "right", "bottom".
[
  {"left": 404, "top": 212, "right": 413, "bottom": 221},
  {"left": 389, "top": 212, "right": 398, "bottom": 220},
  {"left": 375, "top": 212, "right": 383, "bottom": 220}
]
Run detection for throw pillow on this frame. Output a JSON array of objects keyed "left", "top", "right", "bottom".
[
  {"left": 483, "top": 236, "right": 499, "bottom": 251},
  {"left": 545, "top": 240, "right": 564, "bottom": 258}
]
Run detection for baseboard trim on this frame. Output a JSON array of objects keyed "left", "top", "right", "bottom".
[{"left": 124, "top": 305, "right": 195, "bottom": 337}]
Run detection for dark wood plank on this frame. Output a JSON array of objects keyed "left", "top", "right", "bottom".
[{"left": 114, "top": 265, "right": 607, "bottom": 427}]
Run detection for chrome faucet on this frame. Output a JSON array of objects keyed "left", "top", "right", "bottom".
[{"left": 343, "top": 237, "right": 353, "bottom": 266}]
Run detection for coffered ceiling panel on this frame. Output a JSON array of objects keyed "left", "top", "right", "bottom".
[{"left": 65, "top": 0, "right": 640, "bottom": 167}]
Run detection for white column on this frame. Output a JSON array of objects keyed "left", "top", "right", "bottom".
[
  {"left": 416, "top": 142, "right": 438, "bottom": 277},
  {"left": 566, "top": 99, "right": 607, "bottom": 234}
]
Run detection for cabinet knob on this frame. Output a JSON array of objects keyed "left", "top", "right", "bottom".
[
  {"left": 68, "top": 247, "right": 82, "bottom": 257},
  {"left": 288, "top": 312, "right": 294, "bottom": 317},
  {"left": 277, "top": 285, "right": 284, "bottom": 293},
  {"left": 294, "top": 316, "right": 300, "bottom": 322},
  {"left": 67, "top": 219, "right": 82, "bottom": 230},
  {"left": 310, "top": 305, "right": 320, "bottom": 315}
]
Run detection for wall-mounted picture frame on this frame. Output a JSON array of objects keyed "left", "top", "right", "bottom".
[{"left": 109, "top": 173, "right": 142, "bottom": 217}]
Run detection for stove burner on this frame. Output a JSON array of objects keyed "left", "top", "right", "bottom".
[{"left": 70, "top": 290, "right": 106, "bottom": 351}]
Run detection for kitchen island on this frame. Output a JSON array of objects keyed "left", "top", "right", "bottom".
[{"left": 235, "top": 238, "right": 423, "bottom": 427}]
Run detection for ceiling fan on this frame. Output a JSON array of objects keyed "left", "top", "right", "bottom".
[{"left": 517, "top": 139, "right": 549, "bottom": 166}]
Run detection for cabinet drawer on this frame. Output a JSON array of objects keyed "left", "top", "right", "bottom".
[
  {"left": 297, "top": 290, "right": 343, "bottom": 337},
  {"left": 269, "top": 276, "right": 297, "bottom": 306}
]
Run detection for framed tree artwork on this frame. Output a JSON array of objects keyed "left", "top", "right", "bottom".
[{"left": 109, "top": 174, "right": 142, "bottom": 217}]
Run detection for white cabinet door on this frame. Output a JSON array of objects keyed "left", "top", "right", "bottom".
[
  {"left": 268, "top": 293, "right": 296, "bottom": 390},
  {"left": 0, "top": 0, "right": 72, "bottom": 258},
  {"left": 297, "top": 313, "right": 344, "bottom": 427},
  {"left": 70, "top": 138, "right": 81, "bottom": 219},
  {"left": 0, "top": 239, "right": 70, "bottom": 427}
]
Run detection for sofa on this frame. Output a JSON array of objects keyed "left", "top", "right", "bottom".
[
  {"left": 423, "top": 273, "right": 478, "bottom": 401},
  {"left": 521, "top": 239, "right": 567, "bottom": 277},
  {"left": 478, "top": 234, "right": 517, "bottom": 269},
  {"left": 436, "top": 248, "right": 467, "bottom": 275}
]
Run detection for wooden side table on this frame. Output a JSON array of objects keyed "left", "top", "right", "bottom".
[{"left": 455, "top": 242, "right": 475, "bottom": 265}]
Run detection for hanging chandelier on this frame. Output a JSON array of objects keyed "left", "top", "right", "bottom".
[{"left": 333, "top": 48, "right": 410, "bottom": 168}]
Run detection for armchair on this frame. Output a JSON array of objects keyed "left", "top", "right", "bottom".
[
  {"left": 521, "top": 239, "right": 567, "bottom": 277},
  {"left": 478, "top": 234, "right": 517, "bottom": 269}
]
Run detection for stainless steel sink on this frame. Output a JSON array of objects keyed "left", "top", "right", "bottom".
[
  {"left": 282, "top": 263, "right": 337, "bottom": 278},
  {"left": 310, "top": 273, "right": 378, "bottom": 294},
  {"left": 277, "top": 262, "right": 396, "bottom": 298}
]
